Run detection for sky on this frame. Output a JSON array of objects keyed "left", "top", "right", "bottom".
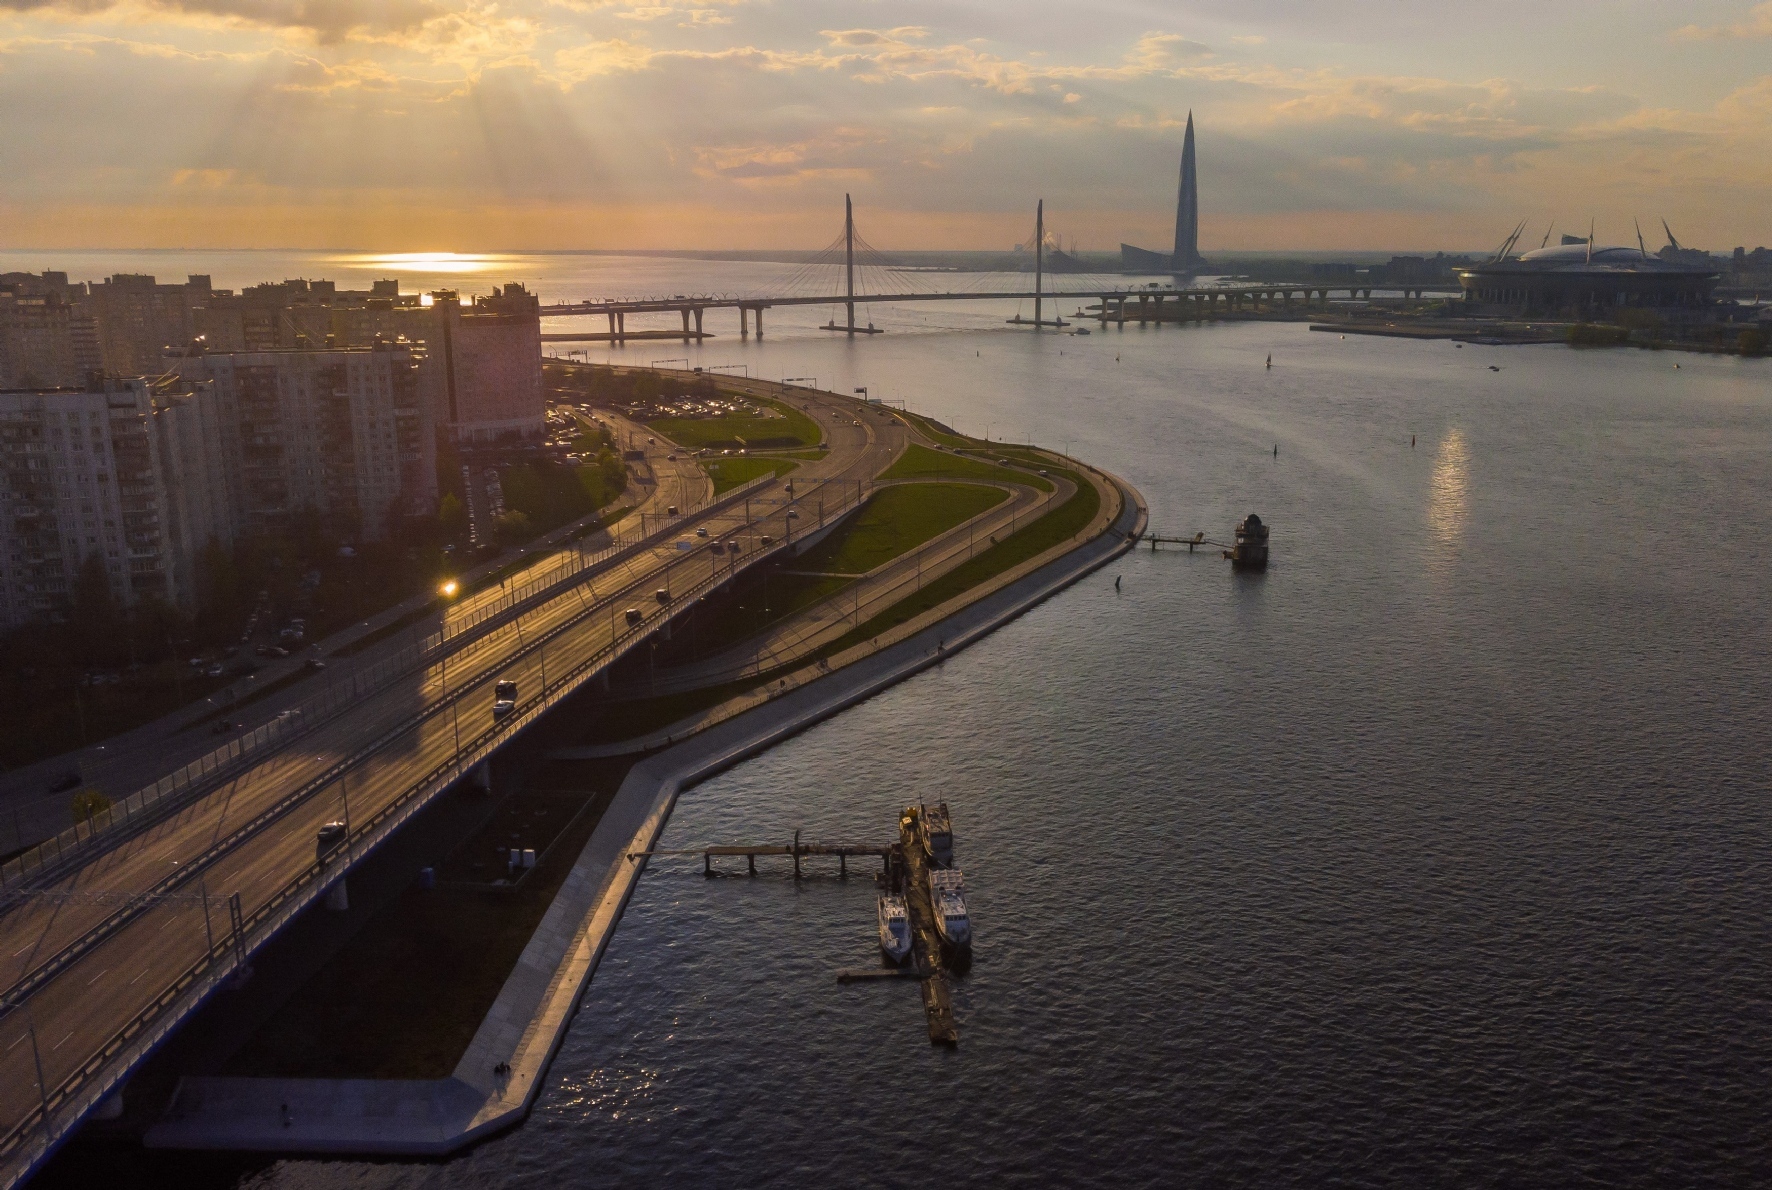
[{"left": 1, "top": 0, "right": 1769, "bottom": 253}]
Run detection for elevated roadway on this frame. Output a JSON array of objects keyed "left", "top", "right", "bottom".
[{"left": 0, "top": 380, "right": 904, "bottom": 1188}]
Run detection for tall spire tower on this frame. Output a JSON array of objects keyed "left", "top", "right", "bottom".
[{"left": 1173, "top": 111, "right": 1201, "bottom": 271}]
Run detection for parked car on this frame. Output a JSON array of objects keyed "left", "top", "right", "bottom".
[
  {"left": 304, "top": 658, "right": 327, "bottom": 672},
  {"left": 205, "top": 664, "right": 224, "bottom": 678}
]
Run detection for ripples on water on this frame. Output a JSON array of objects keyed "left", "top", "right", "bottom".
[{"left": 27, "top": 253, "right": 1762, "bottom": 1188}]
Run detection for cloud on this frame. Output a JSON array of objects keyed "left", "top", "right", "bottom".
[
  {"left": 1673, "top": 2, "right": 1772, "bottom": 40},
  {"left": 0, "top": 0, "right": 448, "bottom": 43},
  {"left": 1126, "top": 31, "right": 1211, "bottom": 68}
]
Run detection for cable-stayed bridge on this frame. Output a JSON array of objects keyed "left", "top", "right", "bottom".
[{"left": 541, "top": 197, "right": 1386, "bottom": 342}]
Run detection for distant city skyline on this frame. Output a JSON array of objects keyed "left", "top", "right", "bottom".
[{"left": 1, "top": 1, "right": 1769, "bottom": 252}]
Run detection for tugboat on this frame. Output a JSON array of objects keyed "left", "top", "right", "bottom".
[
  {"left": 878, "top": 894, "right": 913, "bottom": 964},
  {"left": 1227, "top": 513, "right": 1269, "bottom": 570},
  {"left": 929, "top": 869, "right": 972, "bottom": 950}
]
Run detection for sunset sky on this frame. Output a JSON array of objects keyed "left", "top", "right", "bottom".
[{"left": 2, "top": 0, "right": 1769, "bottom": 252}]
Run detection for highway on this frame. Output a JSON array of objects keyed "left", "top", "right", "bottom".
[
  {"left": 0, "top": 409, "right": 708, "bottom": 858},
  {"left": 0, "top": 380, "right": 904, "bottom": 1186}
]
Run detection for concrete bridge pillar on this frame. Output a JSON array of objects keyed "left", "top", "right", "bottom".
[
  {"left": 471, "top": 760, "right": 491, "bottom": 793},
  {"left": 694, "top": 307, "right": 704, "bottom": 335},
  {"left": 681, "top": 308, "right": 691, "bottom": 337},
  {"left": 616, "top": 311, "right": 626, "bottom": 341},
  {"left": 325, "top": 878, "right": 349, "bottom": 912},
  {"left": 1138, "top": 295, "right": 1149, "bottom": 323},
  {"left": 755, "top": 307, "right": 765, "bottom": 338},
  {"left": 740, "top": 306, "right": 749, "bottom": 337},
  {"left": 607, "top": 311, "right": 616, "bottom": 338}
]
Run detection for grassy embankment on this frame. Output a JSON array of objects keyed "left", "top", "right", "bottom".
[
  {"left": 823, "top": 446, "right": 1101, "bottom": 652},
  {"left": 704, "top": 456, "right": 799, "bottom": 494},
  {"left": 655, "top": 482, "right": 1008, "bottom": 662},
  {"left": 647, "top": 395, "right": 822, "bottom": 452}
]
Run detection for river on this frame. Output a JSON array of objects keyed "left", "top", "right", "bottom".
[{"left": 13, "top": 251, "right": 1771, "bottom": 1187}]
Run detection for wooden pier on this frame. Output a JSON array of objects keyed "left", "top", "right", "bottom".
[
  {"left": 1138, "top": 531, "right": 1227, "bottom": 552},
  {"left": 896, "top": 805, "right": 960, "bottom": 1046},
  {"left": 630, "top": 830, "right": 888, "bottom": 879}
]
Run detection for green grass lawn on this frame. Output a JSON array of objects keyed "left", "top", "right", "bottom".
[
  {"left": 653, "top": 482, "right": 1005, "bottom": 665},
  {"left": 899, "top": 409, "right": 972, "bottom": 448},
  {"left": 647, "top": 395, "right": 822, "bottom": 451},
  {"left": 824, "top": 461, "right": 1103, "bottom": 652},
  {"left": 801, "top": 482, "right": 1006, "bottom": 575},
  {"left": 880, "top": 443, "right": 1054, "bottom": 492},
  {"left": 703, "top": 456, "right": 799, "bottom": 494}
]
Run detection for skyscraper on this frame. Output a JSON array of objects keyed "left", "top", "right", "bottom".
[
  {"left": 1172, "top": 112, "right": 1204, "bottom": 272},
  {"left": 1121, "top": 110, "right": 1209, "bottom": 276}
]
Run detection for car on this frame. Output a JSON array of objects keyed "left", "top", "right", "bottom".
[
  {"left": 304, "top": 658, "right": 327, "bottom": 672},
  {"left": 493, "top": 697, "right": 516, "bottom": 718},
  {"left": 48, "top": 771, "right": 82, "bottom": 794},
  {"left": 655, "top": 588, "right": 671, "bottom": 605},
  {"left": 710, "top": 541, "right": 725, "bottom": 555},
  {"left": 495, "top": 679, "right": 518, "bottom": 700},
  {"left": 647, "top": 436, "right": 656, "bottom": 444},
  {"left": 760, "top": 534, "right": 773, "bottom": 546},
  {"left": 205, "top": 664, "right": 224, "bottom": 677},
  {"left": 853, "top": 419, "right": 862, "bottom": 424},
  {"left": 667, "top": 505, "right": 679, "bottom": 516},
  {"left": 624, "top": 607, "right": 643, "bottom": 625},
  {"left": 259, "top": 645, "right": 289, "bottom": 659},
  {"left": 696, "top": 526, "right": 709, "bottom": 537},
  {"left": 315, "top": 821, "right": 348, "bottom": 863},
  {"left": 667, "top": 453, "right": 676, "bottom": 461},
  {"left": 786, "top": 509, "right": 800, "bottom": 519},
  {"left": 211, "top": 720, "right": 236, "bottom": 735}
]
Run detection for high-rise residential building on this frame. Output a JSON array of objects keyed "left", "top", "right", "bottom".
[
  {"left": 167, "top": 340, "right": 437, "bottom": 541},
  {"left": 0, "top": 291, "right": 82, "bottom": 389},
  {"left": 412, "top": 284, "right": 545, "bottom": 444},
  {"left": 85, "top": 274, "right": 210, "bottom": 375},
  {"left": 0, "top": 377, "right": 228, "bottom": 628}
]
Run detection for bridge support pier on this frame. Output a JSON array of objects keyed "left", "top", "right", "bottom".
[
  {"left": 607, "top": 311, "right": 616, "bottom": 339},
  {"left": 326, "top": 878, "right": 349, "bottom": 912},
  {"left": 681, "top": 308, "right": 691, "bottom": 337},
  {"left": 694, "top": 307, "right": 703, "bottom": 335},
  {"left": 755, "top": 307, "right": 765, "bottom": 338},
  {"left": 616, "top": 311, "right": 626, "bottom": 341},
  {"left": 470, "top": 760, "right": 491, "bottom": 793}
]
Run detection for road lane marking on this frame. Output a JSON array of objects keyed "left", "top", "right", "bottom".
[
  {"left": 52, "top": 1031, "right": 72, "bottom": 1050},
  {"left": 87, "top": 968, "right": 108, "bottom": 985},
  {"left": 130, "top": 966, "right": 150, "bottom": 985}
]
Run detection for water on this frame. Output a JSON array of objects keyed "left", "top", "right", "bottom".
[{"left": 21, "top": 251, "right": 1772, "bottom": 1186}]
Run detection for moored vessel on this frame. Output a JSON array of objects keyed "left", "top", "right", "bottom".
[
  {"left": 919, "top": 802, "right": 954, "bottom": 867},
  {"left": 929, "top": 869, "right": 971, "bottom": 949},
  {"left": 878, "top": 894, "right": 912, "bottom": 964}
]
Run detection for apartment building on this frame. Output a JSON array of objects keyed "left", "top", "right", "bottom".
[
  {"left": 410, "top": 284, "right": 545, "bottom": 443},
  {"left": 0, "top": 377, "right": 229, "bottom": 628},
  {"left": 167, "top": 340, "right": 437, "bottom": 541}
]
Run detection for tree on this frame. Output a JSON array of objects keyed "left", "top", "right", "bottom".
[
  {"left": 69, "top": 554, "right": 121, "bottom": 665},
  {"left": 438, "top": 492, "right": 466, "bottom": 536},
  {"left": 493, "top": 509, "right": 533, "bottom": 544}
]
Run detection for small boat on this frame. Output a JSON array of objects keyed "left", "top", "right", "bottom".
[
  {"left": 878, "top": 894, "right": 912, "bottom": 964},
  {"left": 1074, "top": 327, "right": 1091, "bottom": 335},
  {"left": 929, "top": 869, "right": 971, "bottom": 949},
  {"left": 918, "top": 802, "right": 954, "bottom": 867}
]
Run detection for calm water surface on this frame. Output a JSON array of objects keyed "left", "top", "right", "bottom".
[{"left": 18, "top": 253, "right": 1770, "bottom": 1187}]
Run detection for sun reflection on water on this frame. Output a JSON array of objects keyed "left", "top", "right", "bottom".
[
  {"left": 1428, "top": 428, "right": 1470, "bottom": 547},
  {"left": 330, "top": 252, "right": 515, "bottom": 276}
]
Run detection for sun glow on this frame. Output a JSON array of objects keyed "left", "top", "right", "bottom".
[{"left": 333, "top": 252, "right": 515, "bottom": 276}]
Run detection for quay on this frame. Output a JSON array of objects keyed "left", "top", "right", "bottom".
[{"left": 895, "top": 804, "right": 961, "bottom": 1046}]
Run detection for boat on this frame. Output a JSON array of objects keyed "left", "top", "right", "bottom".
[
  {"left": 878, "top": 894, "right": 912, "bottom": 964},
  {"left": 1074, "top": 327, "right": 1091, "bottom": 335},
  {"left": 929, "top": 869, "right": 971, "bottom": 949},
  {"left": 918, "top": 802, "right": 954, "bottom": 867}
]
